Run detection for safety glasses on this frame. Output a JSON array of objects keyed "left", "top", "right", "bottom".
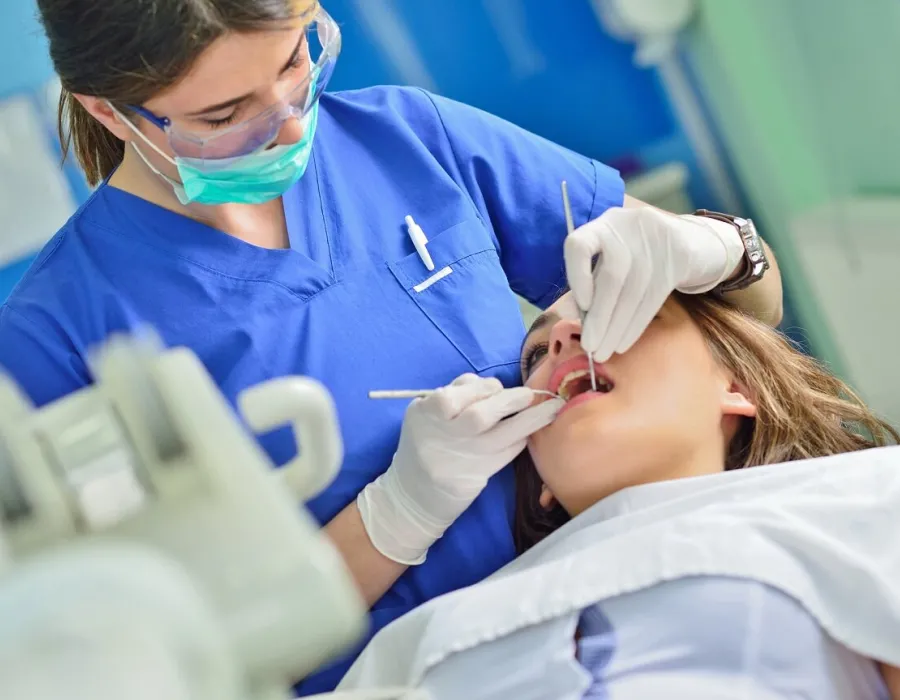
[{"left": 129, "top": 6, "right": 341, "bottom": 163}]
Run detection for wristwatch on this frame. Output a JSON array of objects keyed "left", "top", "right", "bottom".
[{"left": 693, "top": 209, "right": 769, "bottom": 293}]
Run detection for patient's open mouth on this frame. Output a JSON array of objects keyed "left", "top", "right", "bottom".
[{"left": 557, "top": 368, "right": 613, "bottom": 401}]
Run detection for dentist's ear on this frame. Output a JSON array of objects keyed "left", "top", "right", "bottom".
[
  {"left": 73, "top": 95, "right": 134, "bottom": 142},
  {"left": 721, "top": 379, "right": 757, "bottom": 418}
]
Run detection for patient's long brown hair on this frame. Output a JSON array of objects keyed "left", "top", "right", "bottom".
[{"left": 514, "top": 293, "right": 899, "bottom": 553}]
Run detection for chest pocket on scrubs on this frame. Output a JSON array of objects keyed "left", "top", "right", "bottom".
[{"left": 388, "top": 221, "right": 525, "bottom": 372}]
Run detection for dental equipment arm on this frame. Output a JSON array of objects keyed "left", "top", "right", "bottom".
[
  {"left": 0, "top": 331, "right": 393, "bottom": 700},
  {"left": 0, "top": 542, "right": 237, "bottom": 700},
  {"left": 624, "top": 195, "right": 783, "bottom": 325}
]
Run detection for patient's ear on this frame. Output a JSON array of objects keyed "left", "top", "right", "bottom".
[
  {"left": 538, "top": 484, "right": 558, "bottom": 510},
  {"left": 720, "top": 379, "right": 757, "bottom": 418}
]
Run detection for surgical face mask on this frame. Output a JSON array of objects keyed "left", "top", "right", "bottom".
[{"left": 115, "top": 103, "right": 320, "bottom": 206}]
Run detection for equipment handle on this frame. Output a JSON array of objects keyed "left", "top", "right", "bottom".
[{"left": 238, "top": 378, "right": 343, "bottom": 502}]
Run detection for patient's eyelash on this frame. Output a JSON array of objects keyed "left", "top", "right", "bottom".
[{"left": 521, "top": 343, "right": 548, "bottom": 377}]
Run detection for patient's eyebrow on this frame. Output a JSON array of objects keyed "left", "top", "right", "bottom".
[{"left": 521, "top": 310, "right": 560, "bottom": 350}]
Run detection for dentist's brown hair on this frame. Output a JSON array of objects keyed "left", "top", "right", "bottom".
[
  {"left": 514, "top": 293, "right": 898, "bottom": 553},
  {"left": 36, "top": 0, "right": 318, "bottom": 186}
]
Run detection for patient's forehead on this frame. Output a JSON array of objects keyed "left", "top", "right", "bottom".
[
  {"left": 527, "top": 293, "right": 686, "bottom": 342},
  {"left": 545, "top": 292, "right": 580, "bottom": 321},
  {"left": 522, "top": 293, "right": 579, "bottom": 346}
]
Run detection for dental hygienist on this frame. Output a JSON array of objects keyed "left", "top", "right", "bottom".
[{"left": 0, "top": 0, "right": 782, "bottom": 692}]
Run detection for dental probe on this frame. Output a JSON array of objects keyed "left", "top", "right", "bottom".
[
  {"left": 561, "top": 180, "right": 598, "bottom": 393},
  {"left": 369, "top": 389, "right": 560, "bottom": 400}
]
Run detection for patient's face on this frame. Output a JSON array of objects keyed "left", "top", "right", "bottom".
[{"left": 521, "top": 293, "right": 754, "bottom": 516}]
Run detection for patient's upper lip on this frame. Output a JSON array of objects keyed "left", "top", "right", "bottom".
[{"left": 548, "top": 355, "right": 611, "bottom": 395}]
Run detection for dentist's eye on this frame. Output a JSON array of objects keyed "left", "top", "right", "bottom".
[{"left": 202, "top": 112, "right": 239, "bottom": 128}]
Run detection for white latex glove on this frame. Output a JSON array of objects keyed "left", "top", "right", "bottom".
[
  {"left": 358, "top": 374, "right": 564, "bottom": 565},
  {"left": 564, "top": 206, "right": 745, "bottom": 362}
]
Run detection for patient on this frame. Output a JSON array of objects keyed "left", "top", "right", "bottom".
[
  {"left": 514, "top": 291, "right": 897, "bottom": 550},
  {"left": 515, "top": 291, "right": 900, "bottom": 698},
  {"left": 341, "top": 292, "right": 900, "bottom": 699}
]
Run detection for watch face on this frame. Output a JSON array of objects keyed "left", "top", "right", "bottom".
[
  {"left": 694, "top": 211, "right": 768, "bottom": 279},
  {"left": 740, "top": 220, "right": 766, "bottom": 266}
]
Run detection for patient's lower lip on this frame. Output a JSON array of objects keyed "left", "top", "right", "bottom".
[{"left": 559, "top": 391, "right": 604, "bottom": 416}]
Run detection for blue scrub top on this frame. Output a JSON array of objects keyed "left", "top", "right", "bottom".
[{"left": 0, "top": 86, "right": 624, "bottom": 692}]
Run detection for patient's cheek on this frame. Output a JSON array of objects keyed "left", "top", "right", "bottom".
[
  {"left": 524, "top": 365, "right": 552, "bottom": 394},
  {"left": 529, "top": 392, "right": 553, "bottom": 408},
  {"left": 526, "top": 423, "right": 554, "bottom": 453}
]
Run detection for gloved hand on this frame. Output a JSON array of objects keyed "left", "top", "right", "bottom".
[
  {"left": 564, "top": 206, "right": 745, "bottom": 362},
  {"left": 358, "top": 374, "right": 564, "bottom": 565}
]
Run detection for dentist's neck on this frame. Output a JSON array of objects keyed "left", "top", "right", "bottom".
[
  {"left": 109, "top": 146, "right": 184, "bottom": 214},
  {"left": 109, "top": 147, "right": 289, "bottom": 249}
]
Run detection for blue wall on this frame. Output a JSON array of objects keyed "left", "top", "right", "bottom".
[
  {"left": 1, "top": 1, "right": 54, "bottom": 100},
  {"left": 0, "top": 2, "right": 58, "bottom": 299},
  {"left": 325, "top": 0, "right": 678, "bottom": 169}
]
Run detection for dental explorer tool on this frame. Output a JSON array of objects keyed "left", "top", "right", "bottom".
[
  {"left": 369, "top": 389, "right": 560, "bottom": 400},
  {"left": 561, "top": 180, "right": 598, "bottom": 393}
]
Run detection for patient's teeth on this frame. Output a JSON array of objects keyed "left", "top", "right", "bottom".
[
  {"left": 557, "top": 367, "right": 613, "bottom": 398},
  {"left": 558, "top": 369, "right": 594, "bottom": 399}
]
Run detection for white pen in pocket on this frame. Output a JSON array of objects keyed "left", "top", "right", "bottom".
[
  {"left": 405, "top": 215, "right": 435, "bottom": 271},
  {"left": 368, "top": 389, "right": 561, "bottom": 400}
]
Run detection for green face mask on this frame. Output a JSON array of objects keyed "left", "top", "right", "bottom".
[{"left": 123, "top": 103, "right": 319, "bottom": 206}]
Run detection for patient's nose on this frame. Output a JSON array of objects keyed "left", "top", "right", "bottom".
[{"left": 547, "top": 319, "right": 582, "bottom": 360}]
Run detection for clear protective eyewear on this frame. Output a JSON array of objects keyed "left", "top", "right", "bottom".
[{"left": 129, "top": 6, "right": 341, "bottom": 163}]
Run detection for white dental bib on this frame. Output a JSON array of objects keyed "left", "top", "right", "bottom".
[{"left": 339, "top": 447, "right": 900, "bottom": 698}]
